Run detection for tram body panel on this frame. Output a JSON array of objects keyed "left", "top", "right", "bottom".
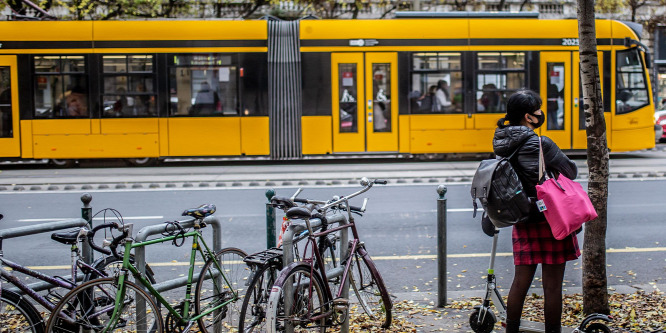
[
  {"left": 92, "top": 20, "right": 268, "bottom": 42},
  {"left": 302, "top": 116, "right": 332, "bottom": 155},
  {"left": 167, "top": 117, "right": 241, "bottom": 157},
  {"left": 240, "top": 116, "right": 269, "bottom": 156}
]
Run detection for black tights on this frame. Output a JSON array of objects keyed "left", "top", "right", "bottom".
[{"left": 506, "top": 263, "right": 566, "bottom": 333}]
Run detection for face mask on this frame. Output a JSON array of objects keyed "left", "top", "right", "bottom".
[{"left": 529, "top": 112, "right": 545, "bottom": 129}]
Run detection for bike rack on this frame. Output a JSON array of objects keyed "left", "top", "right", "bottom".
[
  {"left": 1, "top": 195, "right": 93, "bottom": 294},
  {"left": 280, "top": 212, "right": 351, "bottom": 333},
  {"left": 133, "top": 215, "right": 223, "bottom": 333}
]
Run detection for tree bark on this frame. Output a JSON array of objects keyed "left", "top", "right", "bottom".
[{"left": 577, "top": 0, "right": 610, "bottom": 315}]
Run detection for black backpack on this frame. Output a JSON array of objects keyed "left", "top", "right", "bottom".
[{"left": 471, "top": 139, "right": 532, "bottom": 228}]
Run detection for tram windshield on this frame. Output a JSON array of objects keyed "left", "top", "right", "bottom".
[{"left": 616, "top": 48, "right": 650, "bottom": 114}]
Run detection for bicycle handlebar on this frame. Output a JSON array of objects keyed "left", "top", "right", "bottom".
[
  {"left": 109, "top": 233, "right": 126, "bottom": 259},
  {"left": 279, "top": 177, "right": 386, "bottom": 219},
  {"left": 87, "top": 223, "right": 119, "bottom": 256},
  {"left": 319, "top": 177, "right": 387, "bottom": 211}
]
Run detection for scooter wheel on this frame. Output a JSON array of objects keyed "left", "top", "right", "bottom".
[
  {"left": 585, "top": 323, "right": 611, "bottom": 333},
  {"left": 469, "top": 309, "right": 495, "bottom": 333}
]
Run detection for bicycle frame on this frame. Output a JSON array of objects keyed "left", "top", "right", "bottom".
[
  {"left": 290, "top": 206, "right": 364, "bottom": 323},
  {"left": 101, "top": 225, "right": 237, "bottom": 329},
  {"left": 0, "top": 245, "right": 107, "bottom": 312}
]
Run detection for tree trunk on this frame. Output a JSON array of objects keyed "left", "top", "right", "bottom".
[{"left": 576, "top": 0, "right": 610, "bottom": 315}]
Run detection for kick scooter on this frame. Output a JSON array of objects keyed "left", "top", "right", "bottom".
[{"left": 469, "top": 227, "right": 612, "bottom": 333}]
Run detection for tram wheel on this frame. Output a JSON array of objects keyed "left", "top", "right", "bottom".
[
  {"left": 125, "top": 157, "right": 158, "bottom": 167},
  {"left": 50, "top": 159, "right": 76, "bottom": 168}
]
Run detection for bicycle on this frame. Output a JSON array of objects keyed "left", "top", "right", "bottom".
[
  {"left": 239, "top": 193, "right": 342, "bottom": 332},
  {"left": 45, "top": 204, "right": 248, "bottom": 333},
  {"left": 0, "top": 211, "right": 151, "bottom": 333},
  {"left": 265, "top": 178, "right": 393, "bottom": 332}
]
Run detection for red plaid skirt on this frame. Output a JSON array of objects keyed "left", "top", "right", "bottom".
[{"left": 512, "top": 220, "right": 581, "bottom": 265}]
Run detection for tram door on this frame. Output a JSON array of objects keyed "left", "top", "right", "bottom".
[
  {"left": 539, "top": 52, "right": 572, "bottom": 149},
  {"left": 331, "top": 53, "right": 399, "bottom": 153},
  {"left": 0, "top": 56, "right": 20, "bottom": 157}
]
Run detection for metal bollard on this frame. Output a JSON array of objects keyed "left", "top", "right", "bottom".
[
  {"left": 265, "top": 189, "right": 276, "bottom": 249},
  {"left": 81, "top": 193, "right": 94, "bottom": 265},
  {"left": 437, "top": 185, "right": 447, "bottom": 307}
]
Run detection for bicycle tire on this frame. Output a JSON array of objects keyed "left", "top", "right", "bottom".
[
  {"left": 585, "top": 323, "right": 611, "bottom": 333},
  {"left": 266, "top": 263, "right": 329, "bottom": 333},
  {"left": 46, "top": 277, "right": 163, "bottom": 333},
  {"left": 194, "top": 247, "right": 249, "bottom": 333},
  {"left": 239, "top": 262, "right": 281, "bottom": 332},
  {"left": 0, "top": 289, "right": 45, "bottom": 333},
  {"left": 348, "top": 246, "right": 392, "bottom": 328}
]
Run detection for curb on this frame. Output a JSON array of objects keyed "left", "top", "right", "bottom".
[{"left": 2, "top": 171, "right": 666, "bottom": 192}]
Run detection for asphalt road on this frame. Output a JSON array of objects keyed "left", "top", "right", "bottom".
[{"left": 1, "top": 179, "right": 664, "bottom": 300}]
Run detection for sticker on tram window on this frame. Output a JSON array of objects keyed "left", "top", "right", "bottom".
[
  {"left": 562, "top": 38, "right": 579, "bottom": 46},
  {"left": 342, "top": 72, "right": 354, "bottom": 87}
]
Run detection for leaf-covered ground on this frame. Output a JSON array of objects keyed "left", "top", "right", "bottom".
[{"left": 349, "top": 290, "right": 666, "bottom": 332}]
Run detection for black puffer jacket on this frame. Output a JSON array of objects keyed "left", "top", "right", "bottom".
[{"left": 493, "top": 125, "right": 578, "bottom": 221}]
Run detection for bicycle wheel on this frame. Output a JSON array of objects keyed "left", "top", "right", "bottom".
[
  {"left": 266, "top": 264, "right": 328, "bottom": 333},
  {"left": 348, "top": 246, "right": 392, "bottom": 328},
  {"left": 0, "top": 289, "right": 45, "bottom": 333},
  {"left": 46, "top": 277, "right": 162, "bottom": 333},
  {"left": 239, "top": 263, "right": 280, "bottom": 332},
  {"left": 194, "top": 247, "right": 249, "bottom": 333}
]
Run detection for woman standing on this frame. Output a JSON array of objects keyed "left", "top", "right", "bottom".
[{"left": 492, "top": 89, "right": 579, "bottom": 333}]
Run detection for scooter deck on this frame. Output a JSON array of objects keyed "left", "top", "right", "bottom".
[{"left": 519, "top": 321, "right": 576, "bottom": 333}]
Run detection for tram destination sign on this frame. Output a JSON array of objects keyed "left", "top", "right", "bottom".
[{"left": 349, "top": 39, "right": 379, "bottom": 47}]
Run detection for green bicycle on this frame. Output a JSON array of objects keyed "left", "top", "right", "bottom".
[{"left": 45, "top": 204, "right": 248, "bottom": 333}]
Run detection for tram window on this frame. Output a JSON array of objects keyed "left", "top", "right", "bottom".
[
  {"left": 546, "top": 63, "right": 565, "bottom": 130},
  {"left": 410, "top": 53, "right": 463, "bottom": 114},
  {"left": 338, "top": 63, "right": 358, "bottom": 132},
  {"left": 475, "top": 52, "right": 526, "bottom": 113},
  {"left": 0, "top": 67, "right": 12, "bottom": 138},
  {"left": 33, "top": 56, "right": 89, "bottom": 118},
  {"left": 616, "top": 48, "right": 649, "bottom": 114},
  {"left": 371, "top": 63, "right": 392, "bottom": 132},
  {"left": 102, "top": 55, "right": 156, "bottom": 117},
  {"left": 169, "top": 54, "right": 239, "bottom": 117}
]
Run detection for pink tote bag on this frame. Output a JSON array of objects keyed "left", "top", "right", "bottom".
[{"left": 535, "top": 138, "right": 597, "bottom": 240}]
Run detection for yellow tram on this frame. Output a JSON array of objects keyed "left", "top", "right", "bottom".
[{"left": 0, "top": 15, "right": 655, "bottom": 165}]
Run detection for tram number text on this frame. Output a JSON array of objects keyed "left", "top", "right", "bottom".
[{"left": 562, "top": 38, "right": 579, "bottom": 46}]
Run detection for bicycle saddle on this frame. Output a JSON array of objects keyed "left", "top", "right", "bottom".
[
  {"left": 51, "top": 229, "right": 80, "bottom": 245},
  {"left": 270, "top": 196, "right": 296, "bottom": 210},
  {"left": 286, "top": 204, "right": 317, "bottom": 220},
  {"left": 182, "top": 204, "right": 216, "bottom": 219}
]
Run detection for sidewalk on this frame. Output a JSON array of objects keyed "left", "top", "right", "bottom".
[{"left": 391, "top": 283, "right": 666, "bottom": 332}]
